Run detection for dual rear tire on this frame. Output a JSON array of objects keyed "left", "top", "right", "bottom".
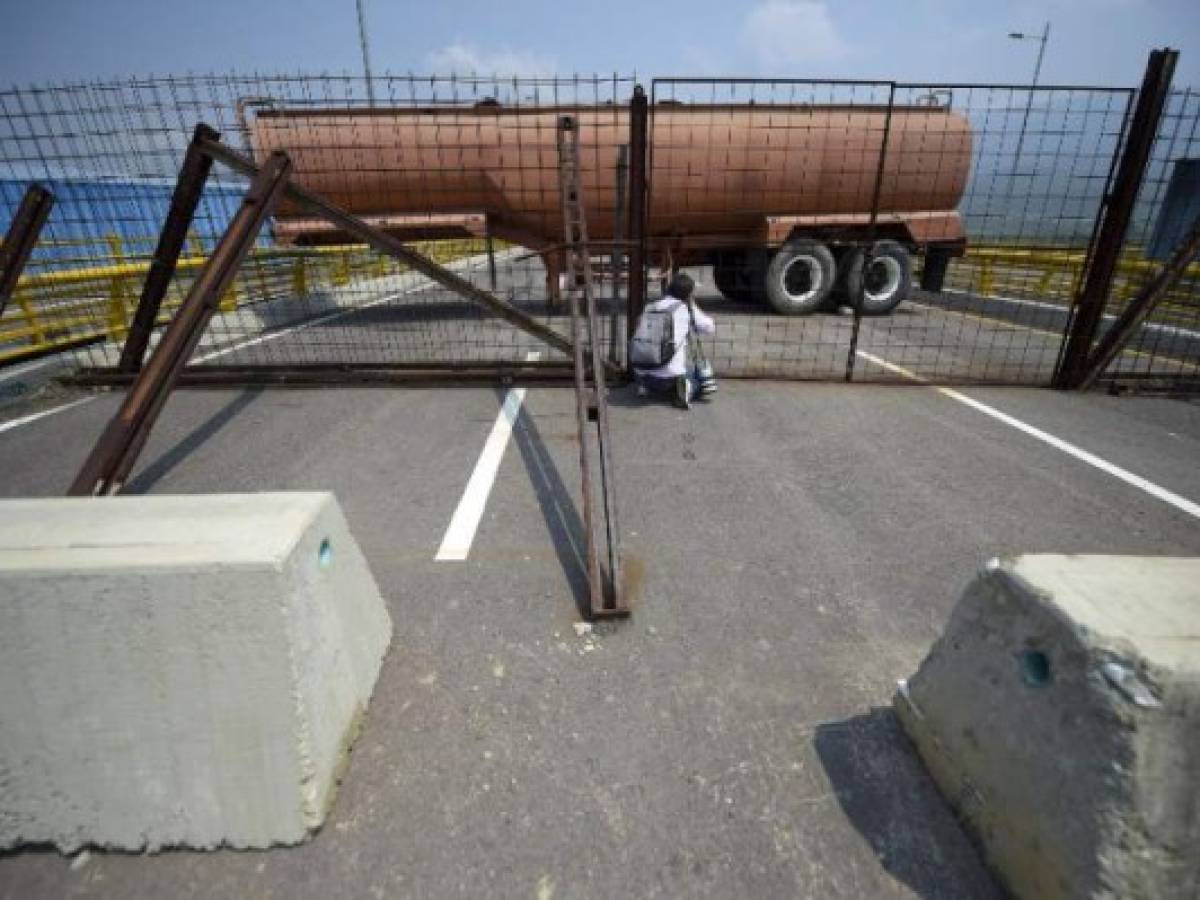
[
  {"left": 765, "top": 240, "right": 837, "bottom": 315},
  {"left": 840, "top": 240, "right": 912, "bottom": 316},
  {"left": 714, "top": 240, "right": 912, "bottom": 316}
]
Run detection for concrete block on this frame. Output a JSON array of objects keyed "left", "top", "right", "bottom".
[
  {"left": 0, "top": 492, "right": 392, "bottom": 852},
  {"left": 896, "top": 555, "right": 1200, "bottom": 899}
]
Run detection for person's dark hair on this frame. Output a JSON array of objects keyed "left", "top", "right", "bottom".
[{"left": 667, "top": 271, "right": 695, "bottom": 301}]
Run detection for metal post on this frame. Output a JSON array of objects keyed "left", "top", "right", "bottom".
[
  {"left": 1055, "top": 48, "right": 1177, "bottom": 389},
  {"left": 613, "top": 143, "right": 629, "bottom": 298},
  {"left": 118, "top": 124, "right": 218, "bottom": 372},
  {"left": 69, "top": 152, "right": 293, "bottom": 497},
  {"left": 611, "top": 143, "right": 629, "bottom": 366},
  {"left": 0, "top": 184, "right": 54, "bottom": 318},
  {"left": 485, "top": 228, "right": 497, "bottom": 291},
  {"left": 626, "top": 85, "right": 649, "bottom": 355},
  {"left": 845, "top": 83, "right": 896, "bottom": 382}
]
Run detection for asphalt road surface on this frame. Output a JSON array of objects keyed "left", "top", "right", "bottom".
[
  {"left": 49, "top": 257, "right": 1199, "bottom": 390},
  {"left": 0, "top": 373, "right": 1197, "bottom": 898}
]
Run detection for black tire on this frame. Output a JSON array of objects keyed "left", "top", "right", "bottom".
[
  {"left": 712, "top": 263, "right": 742, "bottom": 300},
  {"left": 843, "top": 240, "right": 913, "bottom": 316},
  {"left": 765, "top": 239, "right": 836, "bottom": 315},
  {"left": 712, "top": 249, "right": 768, "bottom": 304}
]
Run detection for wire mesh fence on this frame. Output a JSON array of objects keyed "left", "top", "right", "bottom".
[
  {"left": 0, "top": 71, "right": 1197, "bottom": 389},
  {"left": 857, "top": 82, "right": 1136, "bottom": 385},
  {"left": 0, "top": 74, "right": 635, "bottom": 374},
  {"left": 648, "top": 78, "right": 1153, "bottom": 385}
]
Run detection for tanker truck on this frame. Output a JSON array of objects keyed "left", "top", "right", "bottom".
[{"left": 248, "top": 98, "right": 972, "bottom": 315}]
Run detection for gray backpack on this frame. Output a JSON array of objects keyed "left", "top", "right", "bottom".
[{"left": 629, "top": 300, "right": 682, "bottom": 368}]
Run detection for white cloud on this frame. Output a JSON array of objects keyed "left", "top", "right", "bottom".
[
  {"left": 739, "top": 1, "right": 847, "bottom": 70},
  {"left": 426, "top": 42, "right": 556, "bottom": 76}
]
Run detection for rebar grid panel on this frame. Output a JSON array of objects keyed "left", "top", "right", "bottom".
[
  {"left": 0, "top": 74, "right": 633, "bottom": 373},
  {"left": 649, "top": 78, "right": 1147, "bottom": 386},
  {"left": 1, "top": 71, "right": 1196, "bottom": 390},
  {"left": 867, "top": 82, "right": 1139, "bottom": 386}
]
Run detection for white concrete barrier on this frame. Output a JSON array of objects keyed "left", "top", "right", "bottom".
[
  {"left": 896, "top": 555, "right": 1200, "bottom": 899},
  {"left": 0, "top": 492, "right": 392, "bottom": 852}
]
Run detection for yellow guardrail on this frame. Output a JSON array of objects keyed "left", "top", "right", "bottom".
[
  {"left": 947, "top": 244, "right": 1200, "bottom": 316},
  {"left": 0, "top": 236, "right": 485, "bottom": 365},
  {"left": 3, "top": 234, "right": 1193, "bottom": 366}
]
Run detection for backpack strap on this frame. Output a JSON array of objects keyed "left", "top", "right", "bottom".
[{"left": 684, "top": 301, "right": 709, "bottom": 366}]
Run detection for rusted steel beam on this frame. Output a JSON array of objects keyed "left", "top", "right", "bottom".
[
  {"left": 195, "top": 133, "right": 609, "bottom": 372},
  {"left": 65, "top": 361, "right": 578, "bottom": 388},
  {"left": 558, "top": 114, "right": 628, "bottom": 619},
  {"left": 68, "top": 152, "right": 293, "bottom": 497},
  {"left": 1079, "top": 220, "right": 1200, "bottom": 390},
  {"left": 626, "top": 85, "right": 649, "bottom": 352},
  {"left": 118, "top": 124, "right": 219, "bottom": 372},
  {"left": 1055, "top": 48, "right": 1177, "bottom": 389},
  {"left": 0, "top": 184, "right": 54, "bottom": 317}
]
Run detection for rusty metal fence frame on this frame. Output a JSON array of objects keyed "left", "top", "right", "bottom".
[
  {"left": 646, "top": 72, "right": 1199, "bottom": 389},
  {"left": 1, "top": 54, "right": 1197, "bottom": 392},
  {"left": 1, "top": 73, "right": 637, "bottom": 383}
]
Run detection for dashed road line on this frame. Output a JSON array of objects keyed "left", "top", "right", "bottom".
[{"left": 0, "top": 397, "right": 95, "bottom": 435}]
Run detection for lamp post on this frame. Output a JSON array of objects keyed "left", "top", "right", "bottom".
[
  {"left": 1009, "top": 21, "right": 1050, "bottom": 173},
  {"left": 356, "top": 0, "right": 376, "bottom": 106}
]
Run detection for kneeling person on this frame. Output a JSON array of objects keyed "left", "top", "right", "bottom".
[{"left": 629, "top": 272, "right": 716, "bottom": 409}]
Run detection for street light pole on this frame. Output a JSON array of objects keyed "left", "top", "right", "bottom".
[
  {"left": 356, "top": 0, "right": 376, "bottom": 106},
  {"left": 1009, "top": 21, "right": 1050, "bottom": 174}
]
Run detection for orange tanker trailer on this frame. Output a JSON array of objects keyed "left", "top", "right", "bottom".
[{"left": 249, "top": 100, "right": 972, "bottom": 315}]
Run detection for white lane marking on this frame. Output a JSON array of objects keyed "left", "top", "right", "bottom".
[
  {"left": 942, "top": 288, "right": 1200, "bottom": 340},
  {"left": 436, "top": 352, "right": 540, "bottom": 561},
  {"left": 194, "top": 278, "right": 440, "bottom": 363},
  {"left": 908, "top": 299, "right": 1199, "bottom": 372},
  {"left": 0, "top": 356, "right": 63, "bottom": 382},
  {"left": 855, "top": 350, "right": 1200, "bottom": 521},
  {"left": 0, "top": 397, "right": 95, "bottom": 435},
  {"left": 192, "top": 294, "right": 397, "bottom": 363},
  {"left": 0, "top": 252, "right": 501, "bottom": 433},
  {"left": 188, "top": 248, "right": 506, "bottom": 363}
]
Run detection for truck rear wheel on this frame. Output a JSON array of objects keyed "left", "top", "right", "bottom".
[
  {"left": 843, "top": 240, "right": 912, "bottom": 315},
  {"left": 765, "top": 240, "right": 836, "bottom": 315}
]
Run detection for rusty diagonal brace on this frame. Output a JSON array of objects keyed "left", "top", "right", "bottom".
[
  {"left": 72, "top": 125, "right": 610, "bottom": 497},
  {"left": 1079, "top": 219, "right": 1200, "bottom": 390},
  {"left": 68, "top": 152, "right": 293, "bottom": 496},
  {"left": 0, "top": 184, "right": 55, "bottom": 318},
  {"left": 118, "top": 124, "right": 219, "bottom": 372},
  {"left": 194, "top": 132, "right": 614, "bottom": 376}
]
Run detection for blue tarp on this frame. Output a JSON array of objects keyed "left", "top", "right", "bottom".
[
  {"left": 0, "top": 178, "right": 270, "bottom": 269},
  {"left": 1147, "top": 159, "right": 1200, "bottom": 261}
]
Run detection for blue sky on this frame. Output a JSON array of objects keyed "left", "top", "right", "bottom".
[{"left": 1, "top": 0, "right": 1198, "bottom": 88}]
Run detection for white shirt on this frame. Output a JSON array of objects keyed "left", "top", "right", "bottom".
[{"left": 633, "top": 294, "right": 716, "bottom": 378}]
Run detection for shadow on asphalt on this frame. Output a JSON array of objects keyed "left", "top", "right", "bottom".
[
  {"left": 813, "top": 708, "right": 1002, "bottom": 899},
  {"left": 125, "top": 389, "right": 262, "bottom": 494},
  {"left": 506, "top": 390, "right": 593, "bottom": 619}
]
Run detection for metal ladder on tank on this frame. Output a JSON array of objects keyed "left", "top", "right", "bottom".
[{"left": 556, "top": 114, "right": 627, "bottom": 619}]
